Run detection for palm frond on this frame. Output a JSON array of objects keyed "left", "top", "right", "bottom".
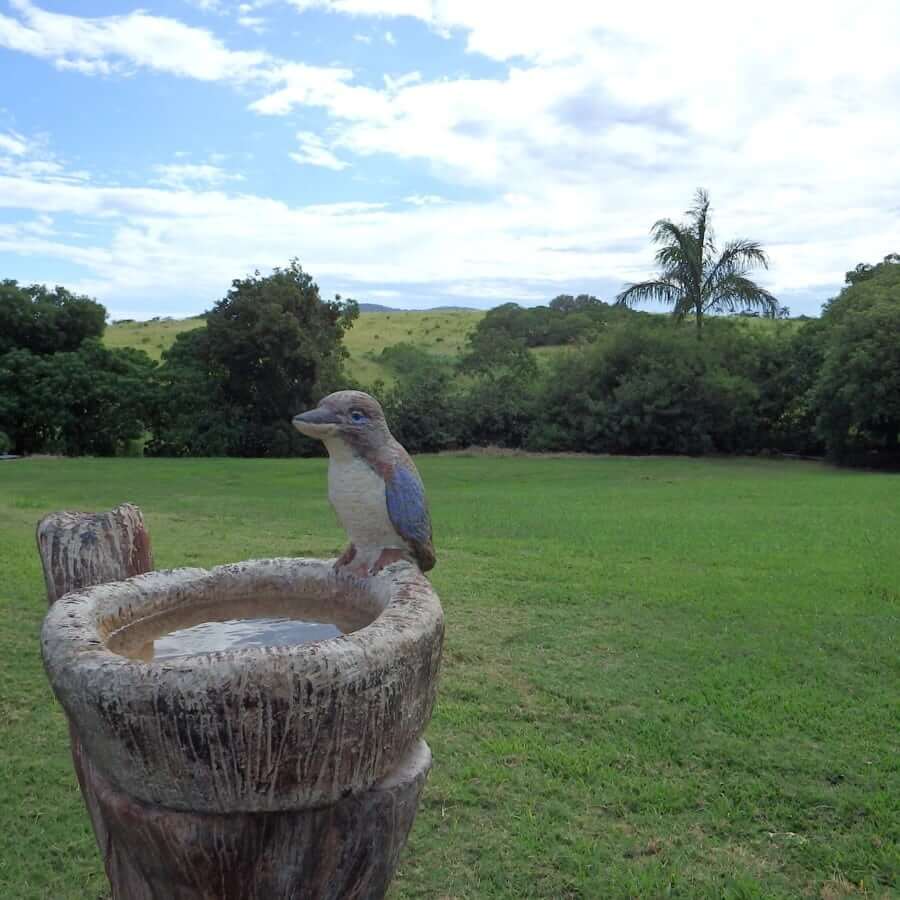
[
  {"left": 689, "top": 188, "right": 713, "bottom": 262},
  {"left": 704, "top": 273, "right": 778, "bottom": 316},
  {"left": 651, "top": 220, "right": 703, "bottom": 300},
  {"left": 703, "top": 239, "right": 769, "bottom": 293},
  {"left": 615, "top": 280, "right": 683, "bottom": 309},
  {"left": 650, "top": 219, "right": 699, "bottom": 259},
  {"left": 688, "top": 188, "right": 710, "bottom": 223}
]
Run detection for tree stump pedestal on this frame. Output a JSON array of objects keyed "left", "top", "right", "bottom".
[{"left": 38, "top": 507, "right": 443, "bottom": 900}]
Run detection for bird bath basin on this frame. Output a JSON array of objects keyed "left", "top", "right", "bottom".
[
  {"left": 43, "top": 557, "right": 443, "bottom": 812},
  {"left": 41, "top": 551, "right": 443, "bottom": 898},
  {"left": 104, "top": 584, "right": 364, "bottom": 661}
]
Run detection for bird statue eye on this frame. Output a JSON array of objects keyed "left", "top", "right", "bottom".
[{"left": 350, "top": 410, "right": 366, "bottom": 424}]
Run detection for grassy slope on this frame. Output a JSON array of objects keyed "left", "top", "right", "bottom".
[
  {"left": 1, "top": 456, "right": 897, "bottom": 899},
  {"left": 103, "top": 316, "right": 206, "bottom": 361},
  {"left": 104, "top": 310, "right": 484, "bottom": 385},
  {"left": 342, "top": 310, "right": 483, "bottom": 384},
  {"left": 103, "top": 312, "right": 800, "bottom": 389}
]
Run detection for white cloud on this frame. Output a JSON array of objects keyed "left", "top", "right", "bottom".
[
  {"left": 248, "top": 2, "right": 900, "bottom": 303},
  {"left": 55, "top": 57, "right": 113, "bottom": 75},
  {"left": 0, "top": 133, "right": 90, "bottom": 183},
  {"left": 404, "top": 194, "right": 443, "bottom": 206},
  {"left": 1, "top": 151, "right": 896, "bottom": 318},
  {"left": 152, "top": 163, "right": 245, "bottom": 188},
  {"left": 0, "top": 0, "right": 270, "bottom": 81},
  {"left": 289, "top": 132, "right": 349, "bottom": 171},
  {"left": 248, "top": 63, "right": 361, "bottom": 116},
  {"left": 383, "top": 70, "right": 420, "bottom": 91},
  {"left": 237, "top": 15, "right": 266, "bottom": 32},
  {"left": 0, "top": 132, "right": 28, "bottom": 155},
  {"left": 22, "top": 214, "right": 55, "bottom": 236},
  {"left": 384, "top": 30, "right": 395, "bottom": 45},
  {"left": 353, "top": 33, "right": 371, "bottom": 44},
  {"left": 286, "top": 0, "right": 432, "bottom": 17}
]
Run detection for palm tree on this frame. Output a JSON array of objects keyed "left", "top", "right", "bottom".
[{"left": 616, "top": 189, "right": 777, "bottom": 337}]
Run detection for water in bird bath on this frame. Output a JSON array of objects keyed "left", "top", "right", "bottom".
[{"left": 106, "top": 595, "right": 371, "bottom": 662}]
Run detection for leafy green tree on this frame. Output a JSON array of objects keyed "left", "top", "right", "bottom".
[
  {"left": 462, "top": 297, "right": 629, "bottom": 365},
  {"left": 813, "top": 255, "right": 900, "bottom": 459},
  {"left": 548, "top": 294, "right": 605, "bottom": 313},
  {"left": 0, "top": 281, "right": 153, "bottom": 455},
  {"left": 0, "top": 280, "right": 106, "bottom": 355},
  {"left": 145, "top": 328, "right": 238, "bottom": 457},
  {"left": 149, "top": 261, "right": 358, "bottom": 457},
  {"left": 0, "top": 341, "right": 156, "bottom": 455},
  {"left": 843, "top": 254, "right": 899, "bottom": 286},
  {"left": 616, "top": 189, "right": 778, "bottom": 336}
]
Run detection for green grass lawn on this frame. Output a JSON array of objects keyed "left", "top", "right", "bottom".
[
  {"left": 104, "top": 309, "right": 484, "bottom": 385},
  {"left": 1, "top": 456, "right": 898, "bottom": 899}
]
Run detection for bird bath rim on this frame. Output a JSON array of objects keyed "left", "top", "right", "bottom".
[{"left": 42, "top": 557, "right": 443, "bottom": 813}]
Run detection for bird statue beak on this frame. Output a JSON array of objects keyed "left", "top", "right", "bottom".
[{"left": 293, "top": 407, "right": 340, "bottom": 439}]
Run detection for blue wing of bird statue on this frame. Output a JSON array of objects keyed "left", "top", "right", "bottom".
[{"left": 385, "top": 464, "right": 435, "bottom": 571}]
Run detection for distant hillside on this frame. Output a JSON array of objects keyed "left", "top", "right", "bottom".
[
  {"left": 104, "top": 316, "right": 206, "bottom": 361},
  {"left": 104, "top": 309, "right": 484, "bottom": 384},
  {"left": 357, "top": 302, "right": 480, "bottom": 313},
  {"left": 104, "top": 307, "right": 798, "bottom": 387}
]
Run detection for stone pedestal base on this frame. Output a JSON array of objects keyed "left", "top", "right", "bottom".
[{"left": 78, "top": 738, "right": 431, "bottom": 900}]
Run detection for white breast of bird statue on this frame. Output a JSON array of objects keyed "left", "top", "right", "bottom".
[{"left": 293, "top": 390, "right": 435, "bottom": 577}]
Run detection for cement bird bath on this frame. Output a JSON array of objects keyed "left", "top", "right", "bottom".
[{"left": 39, "top": 508, "right": 443, "bottom": 899}]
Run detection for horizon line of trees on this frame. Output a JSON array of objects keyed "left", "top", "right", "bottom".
[{"left": 1, "top": 252, "right": 898, "bottom": 466}]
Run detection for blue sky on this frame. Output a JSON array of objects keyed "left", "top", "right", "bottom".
[{"left": 1, "top": 0, "right": 899, "bottom": 319}]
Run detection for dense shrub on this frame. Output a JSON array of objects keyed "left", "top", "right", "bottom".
[
  {"left": 458, "top": 369, "right": 537, "bottom": 449},
  {"left": 378, "top": 367, "right": 462, "bottom": 453},
  {"left": 461, "top": 296, "right": 634, "bottom": 368},
  {"left": 0, "top": 341, "right": 156, "bottom": 455},
  {"left": 525, "top": 321, "right": 773, "bottom": 454},
  {"left": 813, "top": 256, "right": 900, "bottom": 459}
]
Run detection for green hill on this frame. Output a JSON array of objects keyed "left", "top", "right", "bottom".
[
  {"left": 105, "top": 310, "right": 485, "bottom": 385},
  {"left": 104, "top": 316, "right": 206, "bottom": 361},
  {"left": 104, "top": 309, "right": 800, "bottom": 388},
  {"left": 343, "top": 310, "right": 483, "bottom": 383}
]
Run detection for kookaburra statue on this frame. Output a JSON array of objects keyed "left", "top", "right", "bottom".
[{"left": 293, "top": 391, "right": 435, "bottom": 576}]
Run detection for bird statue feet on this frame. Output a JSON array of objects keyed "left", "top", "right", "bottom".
[
  {"left": 334, "top": 544, "right": 358, "bottom": 569},
  {"left": 335, "top": 544, "right": 411, "bottom": 578}
]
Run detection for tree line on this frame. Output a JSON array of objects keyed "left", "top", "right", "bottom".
[
  {"left": 1, "top": 253, "right": 897, "bottom": 465},
  {"left": 373, "top": 252, "right": 898, "bottom": 464},
  {"left": 1, "top": 202, "right": 898, "bottom": 465}
]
